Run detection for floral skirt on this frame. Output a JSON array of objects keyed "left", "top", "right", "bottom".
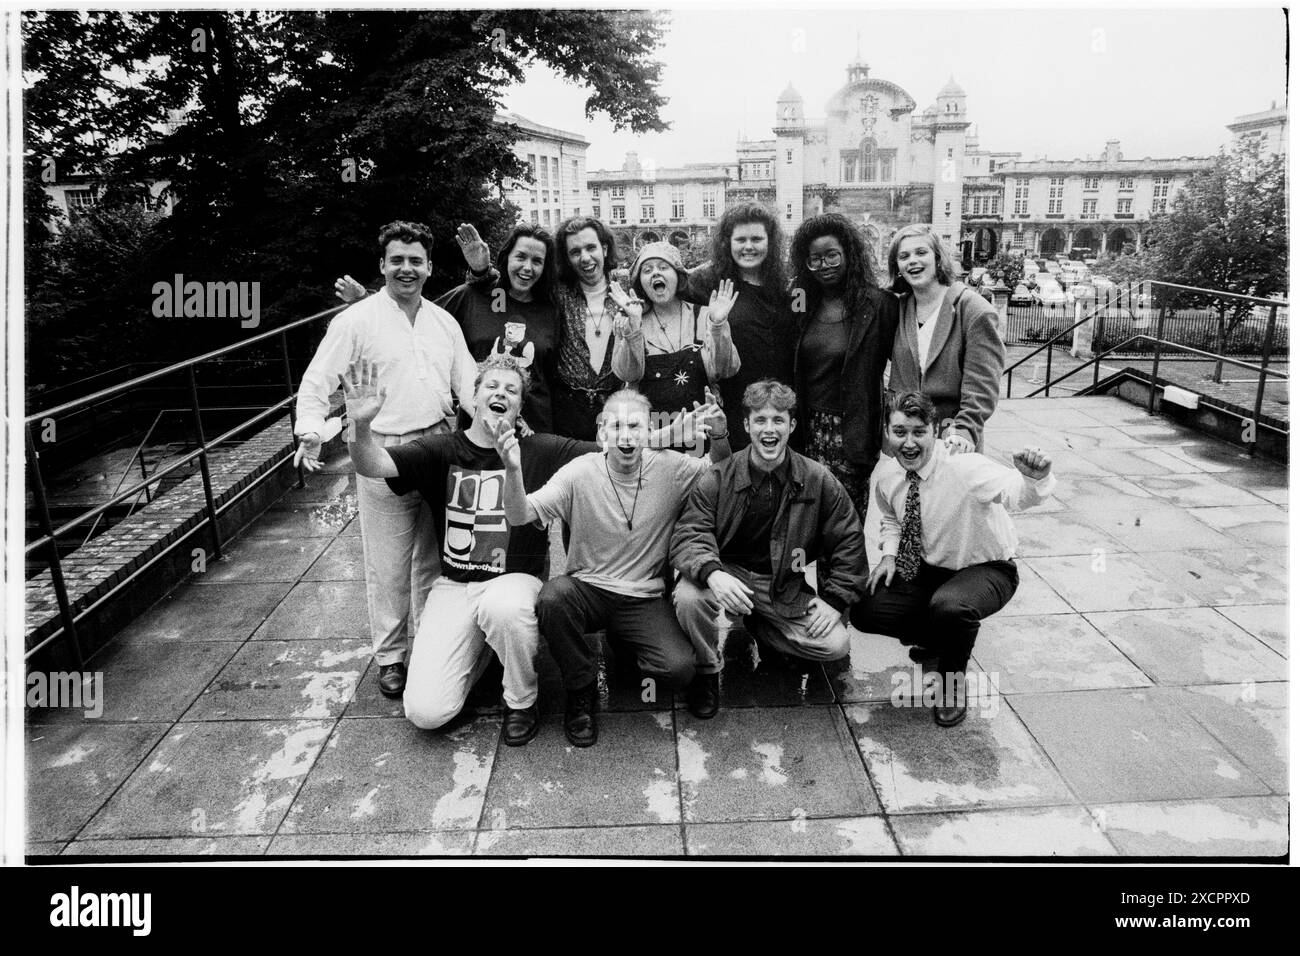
[{"left": 805, "top": 407, "right": 870, "bottom": 519}]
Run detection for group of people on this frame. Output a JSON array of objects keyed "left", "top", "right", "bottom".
[{"left": 292, "top": 209, "right": 1054, "bottom": 745}]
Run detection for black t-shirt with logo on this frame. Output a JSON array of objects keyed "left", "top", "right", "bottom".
[
  {"left": 387, "top": 431, "right": 594, "bottom": 583},
  {"left": 434, "top": 283, "right": 558, "bottom": 434}
]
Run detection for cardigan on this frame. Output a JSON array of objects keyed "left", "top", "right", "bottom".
[{"left": 890, "top": 284, "right": 1004, "bottom": 451}]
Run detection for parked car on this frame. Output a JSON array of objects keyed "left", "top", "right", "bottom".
[
  {"left": 1010, "top": 282, "right": 1034, "bottom": 306},
  {"left": 1034, "top": 277, "right": 1069, "bottom": 312}
]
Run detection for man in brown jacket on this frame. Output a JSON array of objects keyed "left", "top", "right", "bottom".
[{"left": 671, "top": 379, "right": 868, "bottom": 718}]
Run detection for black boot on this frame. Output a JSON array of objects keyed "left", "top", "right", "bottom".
[
  {"left": 564, "top": 681, "right": 599, "bottom": 747},
  {"left": 686, "top": 672, "right": 720, "bottom": 719}
]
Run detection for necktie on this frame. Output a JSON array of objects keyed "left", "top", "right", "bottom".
[{"left": 897, "top": 471, "right": 923, "bottom": 582}]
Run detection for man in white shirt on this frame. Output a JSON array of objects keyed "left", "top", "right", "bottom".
[
  {"left": 294, "top": 220, "right": 476, "bottom": 698},
  {"left": 851, "top": 390, "right": 1054, "bottom": 727}
]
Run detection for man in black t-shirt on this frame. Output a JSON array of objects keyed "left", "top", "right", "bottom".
[{"left": 346, "top": 353, "right": 593, "bottom": 745}]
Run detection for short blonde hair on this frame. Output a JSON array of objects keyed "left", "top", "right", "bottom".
[{"left": 888, "top": 224, "right": 957, "bottom": 287}]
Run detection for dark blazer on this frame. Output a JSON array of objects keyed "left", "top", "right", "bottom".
[
  {"left": 793, "top": 285, "right": 899, "bottom": 469},
  {"left": 890, "top": 284, "right": 1004, "bottom": 451},
  {"left": 670, "top": 449, "right": 868, "bottom": 617}
]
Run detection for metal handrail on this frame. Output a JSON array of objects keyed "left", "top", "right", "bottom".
[
  {"left": 24, "top": 305, "right": 343, "bottom": 665},
  {"left": 1023, "top": 334, "right": 1287, "bottom": 399},
  {"left": 79, "top": 409, "right": 171, "bottom": 548},
  {"left": 26, "top": 303, "right": 345, "bottom": 424}
]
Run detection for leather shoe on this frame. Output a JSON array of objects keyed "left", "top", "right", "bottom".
[
  {"left": 377, "top": 662, "right": 407, "bottom": 699},
  {"left": 564, "top": 681, "right": 599, "bottom": 747},
  {"left": 934, "top": 670, "right": 968, "bottom": 727},
  {"left": 686, "top": 672, "right": 720, "bottom": 719},
  {"left": 503, "top": 704, "right": 540, "bottom": 747}
]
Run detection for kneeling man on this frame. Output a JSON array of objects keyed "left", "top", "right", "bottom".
[
  {"left": 498, "top": 387, "right": 729, "bottom": 747},
  {"left": 346, "top": 354, "right": 592, "bottom": 745},
  {"left": 671, "top": 379, "right": 868, "bottom": 718},
  {"left": 851, "top": 390, "right": 1054, "bottom": 727}
]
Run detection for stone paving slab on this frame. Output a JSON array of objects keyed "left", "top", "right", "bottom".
[
  {"left": 684, "top": 816, "right": 896, "bottom": 856},
  {"left": 182, "top": 638, "right": 371, "bottom": 721},
  {"left": 481, "top": 712, "right": 680, "bottom": 829},
  {"left": 45, "top": 641, "right": 240, "bottom": 723},
  {"left": 676, "top": 707, "right": 878, "bottom": 823},
  {"left": 1186, "top": 504, "right": 1289, "bottom": 548},
  {"left": 1215, "top": 604, "right": 1287, "bottom": 657},
  {"left": 281, "top": 716, "right": 498, "bottom": 833},
  {"left": 1150, "top": 548, "right": 1288, "bottom": 608},
  {"left": 83, "top": 720, "right": 333, "bottom": 838},
  {"left": 115, "top": 581, "right": 295, "bottom": 643},
  {"left": 1163, "top": 682, "right": 1288, "bottom": 794},
  {"left": 268, "top": 831, "right": 475, "bottom": 856},
  {"left": 1008, "top": 689, "right": 1271, "bottom": 805},
  {"left": 253, "top": 581, "right": 370, "bottom": 642},
  {"left": 303, "top": 535, "right": 365, "bottom": 582},
  {"left": 1086, "top": 608, "right": 1286, "bottom": 685},
  {"left": 890, "top": 806, "right": 1116, "bottom": 857},
  {"left": 192, "top": 536, "right": 332, "bottom": 585},
  {"left": 1026, "top": 553, "right": 1200, "bottom": 613},
  {"left": 1090, "top": 796, "right": 1289, "bottom": 857},
  {"left": 477, "top": 824, "right": 683, "bottom": 857},
  {"left": 1083, "top": 502, "right": 1236, "bottom": 552},
  {"left": 26, "top": 722, "right": 171, "bottom": 842},
  {"left": 973, "top": 614, "right": 1152, "bottom": 695},
  {"left": 844, "top": 700, "right": 1075, "bottom": 814},
  {"left": 62, "top": 836, "right": 271, "bottom": 857}
]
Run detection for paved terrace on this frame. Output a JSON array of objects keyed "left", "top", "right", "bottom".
[{"left": 25, "top": 397, "right": 1288, "bottom": 859}]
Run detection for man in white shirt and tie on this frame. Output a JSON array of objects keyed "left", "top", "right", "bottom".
[
  {"left": 852, "top": 390, "right": 1054, "bottom": 727},
  {"left": 294, "top": 221, "right": 476, "bottom": 698}
]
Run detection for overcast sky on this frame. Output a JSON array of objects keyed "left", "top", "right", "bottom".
[{"left": 502, "top": 4, "right": 1288, "bottom": 172}]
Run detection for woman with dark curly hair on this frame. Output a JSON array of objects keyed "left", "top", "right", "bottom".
[
  {"left": 681, "top": 202, "right": 798, "bottom": 449},
  {"left": 789, "top": 213, "right": 898, "bottom": 516}
]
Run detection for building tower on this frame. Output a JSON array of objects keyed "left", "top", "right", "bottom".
[
  {"left": 931, "top": 76, "right": 971, "bottom": 254},
  {"left": 774, "top": 82, "right": 806, "bottom": 228}
]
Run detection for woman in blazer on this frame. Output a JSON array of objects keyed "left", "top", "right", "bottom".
[
  {"left": 789, "top": 213, "right": 899, "bottom": 516},
  {"left": 887, "top": 224, "right": 1004, "bottom": 453}
]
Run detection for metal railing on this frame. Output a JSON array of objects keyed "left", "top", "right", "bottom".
[
  {"left": 24, "top": 303, "right": 346, "bottom": 665},
  {"left": 1003, "top": 280, "right": 1287, "bottom": 457}
]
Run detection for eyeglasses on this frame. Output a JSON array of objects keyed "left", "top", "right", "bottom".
[{"left": 806, "top": 250, "right": 843, "bottom": 270}]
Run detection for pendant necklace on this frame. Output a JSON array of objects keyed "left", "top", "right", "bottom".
[{"left": 604, "top": 457, "right": 644, "bottom": 531}]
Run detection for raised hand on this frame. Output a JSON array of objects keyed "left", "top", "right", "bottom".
[
  {"left": 293, "top": 432, "right": 323, "bottom": 472},
  {"left": 942, "top": 429, "right": 975, "bottom": 455},
  {"left": 707, "top": 568, "right": 755, "bottom": 615},
  {"left": 455, "top": 223, "right": 492, "bottom": 274},
  {"left": 707, "top": 278, "right": 738, "bottom": 326},
  {"left": 1012, "top": 447, "right": 1052, "bottom": 480},
  {"left": 341, "top": 358, "right": 387, "bottom": 426},
  {"left": 608, "top": 282, "right": 644, "bottom": 337},
  {"left": 492, "top": 416, "right": 522, "bottom": 470},
  {"left": 334, "top": 275, "right": 368, "bottom": 304}
]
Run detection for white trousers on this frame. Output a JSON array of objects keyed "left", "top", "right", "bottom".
[
  {"left": 403, "top": 573, "right": 544, "bottom": 730},
  {"left": 356, "top": 426, "right": 445, "bottom": 666}
]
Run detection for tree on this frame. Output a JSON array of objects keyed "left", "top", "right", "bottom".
[
  {"left": 1139, "top": 141, "right": 1286, "bottom": 379},
  {"left": 23, "top": 10, "right": 671, "bottom": 393},
  {"left": 983, "top": 251, "right": 1024, "bottom": 290}
]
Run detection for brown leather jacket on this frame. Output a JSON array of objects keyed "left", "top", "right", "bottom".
[{"left": 670, "top": 449, "right": 868, "bottom": 617}]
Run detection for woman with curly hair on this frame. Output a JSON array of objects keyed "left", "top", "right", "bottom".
[
  {"left": 788, "top": 213, "right": 898, "bottom": 516},
  {"left": 681, "top": 202, "right": 798, "bottom": 449},
  {"left": 886, "top": 224, "right": 1004, "bottom": 453}
]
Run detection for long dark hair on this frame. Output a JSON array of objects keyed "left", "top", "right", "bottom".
[
  {"left": 554, "top": 216, "right": 617, "bottom": 289},
  {"left": 709, "top": 202, "right": 787, "bottom": 300},
  {"left": 789, "top": 213, "right": 879, "bottom": 323},
  {"left": 495, "top": 222, "right": 555, "bottom": 306}
]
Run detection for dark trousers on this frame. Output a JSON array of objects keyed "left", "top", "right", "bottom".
[
  {"left": 537, "top": 576, "right": 696, "bottom": 691},
  {"left": 550, "top": 383, "right": 608, "bottom": 441},
  {"left": 849, "top": 560, "right": 1018, "bottom": 672}
]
